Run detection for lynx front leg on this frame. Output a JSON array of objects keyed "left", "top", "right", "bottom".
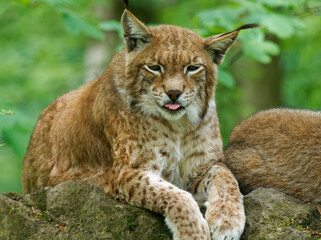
[
  {"left": 190, "top": 163, "right": 245, "bottom": 240},
  {"left": 108, "top": 168, "right": 210, "bottom": 240}
]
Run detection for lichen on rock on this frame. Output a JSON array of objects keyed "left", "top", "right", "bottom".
[{"left": 242, "top": 188, "right": 321, "bottom": 240}]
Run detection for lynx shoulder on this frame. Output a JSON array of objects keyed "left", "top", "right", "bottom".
[
  {"left": 22, "top": 7, "right": 258, "bottom": 240},
  {"left": 225, "top": 108, "right": 321, "bottom": 202}
]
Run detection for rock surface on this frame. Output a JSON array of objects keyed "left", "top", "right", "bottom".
[
  {"left": 0, "top": 181, "right": 171, "bottom": 240},
  {"left": 0, "top": 181, "right": 320, "bottom": 240},
  {"left": 242, "top": 188, "right": 321, "bottom": 240}
]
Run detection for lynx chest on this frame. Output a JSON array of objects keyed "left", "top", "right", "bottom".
[{"left": 154, "top": 120, "right": 222, "bottom": 189}]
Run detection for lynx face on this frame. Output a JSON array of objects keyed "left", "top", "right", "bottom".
[
  {"left": 121, "top": 11, "right": 255, "bottom": 124},
  {"left": 126, "top": 26, "right": 215, "bottom": 123}
]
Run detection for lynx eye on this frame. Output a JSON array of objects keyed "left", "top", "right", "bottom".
[
  {"left": 145, "top": 64, "right": 163, "bottom": 74},
  {"left": 187, "top": 65, "right": 199, "bottom": 71},
  {"left": 185, "top": 65, "right": 203, "bottom": 75}
]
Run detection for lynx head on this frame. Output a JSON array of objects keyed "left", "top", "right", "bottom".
[{"left": 121, "top": 9, "right": 257, "bottom": 124}]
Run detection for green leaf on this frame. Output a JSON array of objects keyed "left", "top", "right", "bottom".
[
  {"left": 239, "top": 30, "right": 280, "bottom": 64},
  {"left": 30, "top": 0, "right": 73, "bottom": 7},
  {"left": 99, "top": 20, "right": 123, "bottom": 39},
  {"left": 257, "top": 0, "right": 304, "bottom": 8},
  {"left": 243, "top": 41, "right": 279, "bottom": 64},
  {"left": 196, "top": 6, "right": 245, "bottom": 31},
  {"left": 218, "top": 69, "right": 235, "bottom": 89},
  {"left": 290, "top": 18, "right": 306, "bottom": 30},
  {"left": 245, "top": 12, "right": 305, "bottom": 39},
  {"left": 61, "top": 10, "right": 104, "bottom": 41}
]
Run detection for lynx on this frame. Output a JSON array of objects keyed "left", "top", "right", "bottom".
[
  {"left": 22, "top": 6, "right": 258, "bottom": 240},
  {"left": 225, "top": 108, "right": 321, "bottom": 202}
]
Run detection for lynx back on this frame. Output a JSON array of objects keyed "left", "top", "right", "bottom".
[{"left": 225, "top": 109, "right": 321, "bottom": 202}]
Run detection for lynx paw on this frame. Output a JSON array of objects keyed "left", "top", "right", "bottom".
[{"left": 209, "top": 219, "right": 245, "bottom": 240}]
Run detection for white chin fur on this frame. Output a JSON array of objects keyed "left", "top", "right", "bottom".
[
  {"left": 158, "top": 108, "right": 186, "bottom": 121},
  {"left": 186, "top": 103, "right": 202, "bottom": 125}
]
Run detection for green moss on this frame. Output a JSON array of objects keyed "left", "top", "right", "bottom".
[
  {"left": 260, "top": 215, "right": 321, "bottom": 239},
  {"left": 126, "top": 212, "right": 139, "bottom": 231},
  {"left": 31, "top": 208, "right": 52, "bottom": 222},
  {"left": 150, "top": 233, "right": 170, "bottom": 240},
  {"left": 32, "top": 191, "right": 48, "bottom": 211},
  {"left": 149, "top": 218, "right": 171, "bottom": 240}
]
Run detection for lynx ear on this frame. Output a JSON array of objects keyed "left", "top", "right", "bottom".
[
  {"left": 204, "top": 24, "right": 259, "bottom": 65},
  {"left": 121, "top": 9, "right": 152, "bottom": 52}
]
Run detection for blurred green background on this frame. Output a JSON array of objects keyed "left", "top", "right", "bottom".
[{"left": 0, "top": 0, "right": 320, "bottom": 193}]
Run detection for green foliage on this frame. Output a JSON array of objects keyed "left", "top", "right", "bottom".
[
  {"left": 99, "top": 20, "right": 123, "bottom": 38},
  {"left": 239, "top": 30, "right": 280, "bottom": 64},
  {"left": 99, "top": 20, "right": 124, "bottom": 51},
  {"left": 61, "top": 9, "right": 104, "bottom": 41},
  {"left": 33, "top": 0, "right": 108, "bottom": 40},
  {"left": 218, "top": 69, "right": 235, "bottom": 89},
  {"left": 195, "top": 0, "right": 306, "bottom": 64},
  {"left": 280, "top": 16, "right": 321, "bottom": 110},
  {"left": 0, "top": 0, "right": 92, "bottom": 193}
]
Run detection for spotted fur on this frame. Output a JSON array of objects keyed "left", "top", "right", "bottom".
[
  {"left": 22, "top": 9, "right": 257, "bottom": 240},
  {"left": 225, "top": 108, "right": 321, "bottom": 202}
]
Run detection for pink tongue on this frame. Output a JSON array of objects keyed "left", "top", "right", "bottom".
[{"left": 165, "top": 104, "right": 181, "bottom": 110}]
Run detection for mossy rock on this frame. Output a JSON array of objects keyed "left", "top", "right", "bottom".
[
  {"left": 242, "top": 188, "right": 321, "bottom": 240},
  {"left": 0, "top": 181, "right": 171, "bottom": 240},
  {"left": 1, "top": 182, "right": 320, "bottom": 240}
]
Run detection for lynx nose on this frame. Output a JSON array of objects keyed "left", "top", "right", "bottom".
[{"left": 166, "top": 89, "right": 182, "bottom": 102}]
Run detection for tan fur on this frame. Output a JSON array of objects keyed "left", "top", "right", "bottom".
[
  {"left": 22, "top": 9, "right": 257, "bottom": 240},
  {"left": 225, "top": 108, "right": 321, "bottom": 202}
]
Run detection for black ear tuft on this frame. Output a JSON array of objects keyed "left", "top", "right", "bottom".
[
  {"left": 218, "top": 23, "right": 260, "bottom": 38},
  {"left": 204, "top": 23, "right": 259, "bottom": 65},
  {"left": 123, "top": 0, "right": 130, "bottom": 10},
  {"left": 234, "top": 23, "right": 260, "bottom": 31}
]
